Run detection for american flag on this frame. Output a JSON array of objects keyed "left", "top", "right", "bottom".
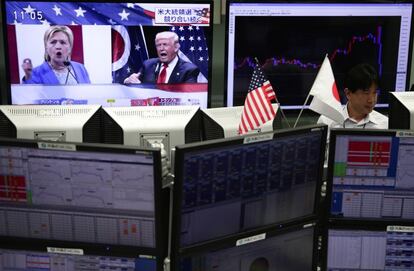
[
  {"left": 171, "top": 25, "right": 209, "bottom": 81},
  {"left": 5, "top": 2, "right": 154, "bottom": 26},
  {"left": 238, "top": 65, "right": 277, "bottom": 134}
]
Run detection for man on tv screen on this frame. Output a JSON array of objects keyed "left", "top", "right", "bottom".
[
  {"left": 123, "top": 31, "right": 200, "bottom": 84},
  {"left": 21, "top": 58, "right": 32, "bottom": 83}
]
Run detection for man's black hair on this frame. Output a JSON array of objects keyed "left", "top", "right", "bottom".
[{"left": 344, "top": 63, "right": 379, "bottom": 93}]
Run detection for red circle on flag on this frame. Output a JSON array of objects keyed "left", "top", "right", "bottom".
[
  {"left": 112, "top": 29, "right": 125, "bottom": 63},
  {"left": 332, "top": 82, "right": 340, "bottom": 102}
]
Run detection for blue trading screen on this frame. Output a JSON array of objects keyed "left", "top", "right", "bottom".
[
  {"left": 327, "top": 226, "right": 414, "bottom": 270},
  {"left": 0, "top": 145, "right": 157, "bottom": 248},
  {"left": 330, "top": 134, "right": 414, "bottom": 219},
  {"left": 179, "top": 128, "right": 324, "bottom": 247},
  {"left": 0, "top": 249, "right": 156, "bottom": 271},
  {"left": 180, "top": 226, "right": 315, "bottom": 271}
]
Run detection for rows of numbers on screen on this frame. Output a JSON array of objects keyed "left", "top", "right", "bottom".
[{"left": 0, "top": 146, "right": 156, "bottom": 247}]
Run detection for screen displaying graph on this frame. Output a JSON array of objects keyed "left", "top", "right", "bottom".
[
  {"left": 0, "top": 144, "right": 158, "bottom": 248},
  {"left": 226, "top": 2, "right": 413, "bottom": 108},
  {"left": 329, "top": 130, "right": 414, "bottom": 220}
]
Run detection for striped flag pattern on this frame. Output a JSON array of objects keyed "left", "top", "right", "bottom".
[{"left": 238, "top": 65, "right": 277, "bottom": 134}]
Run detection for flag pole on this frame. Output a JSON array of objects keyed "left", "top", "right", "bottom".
[
  {"left": 293, "top": 92, "right": 312, "bottom": 128},
  {"left": 294, "top": 54, "right": 330, "bottom": 128},
  {"left": 274, "top": 97, "right": 291, "bottom": 128},
  {"left": 254, "top": 58, "right": 291, "bottom": 128}
]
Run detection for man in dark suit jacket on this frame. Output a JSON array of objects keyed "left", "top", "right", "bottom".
[
  {"left": 124, "top": 31, "right": 200, "bottom": 84},
  {"left": 21, "top": 58, "right": 33, "bottom": 83}
]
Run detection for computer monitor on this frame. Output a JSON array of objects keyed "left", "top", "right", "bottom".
[
  {"left": 324, "top": 224, "right": 414, "bottom": 271},
  {"left": 102, "top": 105, "right": 202, "bottom": 162},
  {"left": 226, "top": 1, "right": 413, "bottom": 108},
  {"left": 0, "top": 248, "right": 157, "bottom": 270},
  {"left": 326, "top": 129, "right": 414, "bottom": 221},
  {"left": 0, "top": 137, "right": 167, "bottom": 270},
  {"left": 0, "top": 104, "right": 102, "bottom": 143},
  {"left": 201, "top": 104, "right": 284, "bottom": 140},
  {"left": 388, "top": 91, "right": 414, "bottom": 130},
  {"left": 172, "top": 124, "right": 327, "bottom": 250},
  {"left": 2, "top": 1, "right": 214, "bottom": 107},
  {"left": 175, "top": 222, "right": 320, "bottom": 271}
]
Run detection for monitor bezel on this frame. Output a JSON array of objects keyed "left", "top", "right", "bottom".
[
  {"left": 171, "top": 124, "right": 328, "bottom": 257},
  {"left": 1, "top": 0, "right": 214, "bottom": 108},
  {"left": 224, "top": 0, "right": 414, "bottom": 109},
  {"left": 0, "top": 136, "right": 167, "bottom": 269},
  {"left": 325, "top": 128, "right": 414, "bottom": 224},
  {"left": 173, "top": 219, "right": 322, "bottom": 271}
]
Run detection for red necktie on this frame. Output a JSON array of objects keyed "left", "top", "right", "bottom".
[{"left": 157, "top": 63, "right": 168, "bottom": 84}]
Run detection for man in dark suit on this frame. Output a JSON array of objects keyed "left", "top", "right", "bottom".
[
  {"left": 21, "top": 58, "right": 33, "bottom": 83},
  {"left": 124, "top": 31, "right": 200, "bottom": 84}
]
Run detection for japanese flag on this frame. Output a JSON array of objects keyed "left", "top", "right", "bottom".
[{"left": 309, "top": 55, "right": 344, "bottom": 124}]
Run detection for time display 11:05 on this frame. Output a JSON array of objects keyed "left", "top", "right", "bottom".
[{"left": 13, "top": 10, "right": 44, "bottom": 20}]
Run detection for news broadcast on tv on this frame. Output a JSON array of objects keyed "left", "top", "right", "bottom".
[{"left": 4, "top": 1, "right": 212, "bottom": 107}]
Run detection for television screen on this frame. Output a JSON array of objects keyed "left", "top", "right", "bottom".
[
  {"left": 226, "top": 1, "right": 413, "bottom": 108},
  {"left": 327, "top": 129, "right": 414, "bottom": 221},
  {"left": 0, "top": 137, "right": 167, "bottom": 269},
  {"left": 0, "top": 248, "right": 157, "bottom": 271},
  {"left": 172, "top": 124, "right": 327, "bottom": 249},
  {"left": 2, "top": 1, "right": 213, "bottom": 108},
  {"left": 176, "top": 222, "right": 319, "bottom": 271},
  {"left": 326, "top": 225, "right": 414, "bottom": 270}
]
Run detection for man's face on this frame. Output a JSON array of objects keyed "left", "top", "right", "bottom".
[
  {"left": 345, "top": 84, "right": 378, "bottom": 117},
  {"left": 22, "top": 60, "right": 32, "bottom": 73},
  {"left": 155, "top": 37, "right": 177, "bottom": 63}
]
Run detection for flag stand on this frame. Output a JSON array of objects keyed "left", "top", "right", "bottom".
[{"left": 293, "top": 93, "right": 312, "bottom": 128}]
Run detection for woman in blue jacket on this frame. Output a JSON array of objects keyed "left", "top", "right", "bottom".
[{"left": 25, "top": 25, "right": 90, "bottom": 84}]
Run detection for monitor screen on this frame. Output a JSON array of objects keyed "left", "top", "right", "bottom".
[
  {"left": 2, "top": 1, "right": 213, "bottom": 107},
  {"left": 0, "top": 248, "right": 157, "bottom": 271},
  {"left": 327, "top": 225, "right": 414, "bottom": 270},
  {"left": 327, "top": 129, "right": 414, "bottom": 221},
  {"left": 226, "top": 1, "right": 413, "bottom": 108},
  {"left": 172, "top": 124, "right": 327, "bottom": 249},
  {"left": 177, "top": 222, "right": 318, "bottom": 271},
  {"left": 0, "top": 137, "right": 166, "bottom": 267}
]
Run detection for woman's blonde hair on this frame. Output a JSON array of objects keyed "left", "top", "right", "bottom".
[{"left": 44, "top": 25, "right": 74, "bottom": 61}]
